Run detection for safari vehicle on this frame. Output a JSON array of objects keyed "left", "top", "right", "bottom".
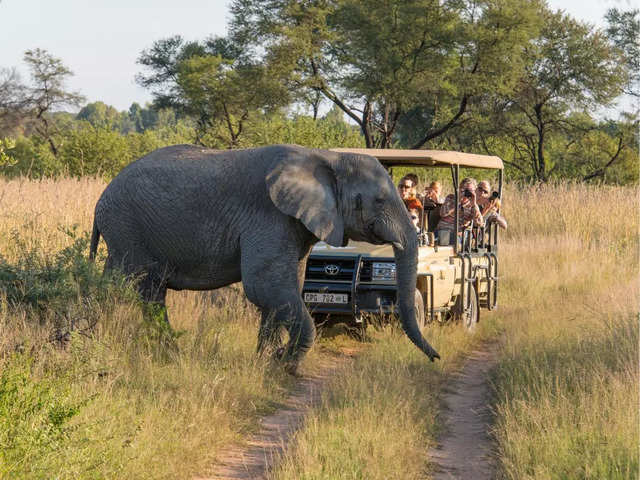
[{"left": 302, "top": 149, "right": 503, "bottom": 331}]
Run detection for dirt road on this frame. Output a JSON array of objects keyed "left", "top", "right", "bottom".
[
  {"left": 197, "top": 343, "right": 497, "bottom": 480},
  {"left": 428, "top": 346, "right": 498, "bottom": 479},
  {"left": 197, "top": 351, "right": 354, "bottom": 480}
]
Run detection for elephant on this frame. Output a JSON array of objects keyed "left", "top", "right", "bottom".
[{"left": 89, "top": 144, "right": 440, "bottom": 373}]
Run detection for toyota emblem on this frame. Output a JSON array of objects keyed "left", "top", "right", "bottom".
[{"left": 324, "top": 264, "right": 340, "bottom": 276}]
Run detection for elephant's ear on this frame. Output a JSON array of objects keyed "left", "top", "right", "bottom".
[{"left": 266, "top": 151, "right": 344, "bottom": 247}]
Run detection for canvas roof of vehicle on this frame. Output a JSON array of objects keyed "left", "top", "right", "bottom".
[{"left": 330, "top": 148, "right": 504, "bottom": 170}]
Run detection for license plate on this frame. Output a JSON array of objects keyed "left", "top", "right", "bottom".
[{"left": 304, "top": 292, "right": 348, "bottom": 304}]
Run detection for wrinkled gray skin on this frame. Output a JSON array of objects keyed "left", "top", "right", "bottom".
[{"left": 90, "top": 144, "right": 440, "bottom": 372}]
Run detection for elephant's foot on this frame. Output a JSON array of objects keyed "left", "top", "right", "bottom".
[
  {"left": 284, "top": 361, "right": 302, "bottom": 377},
  {"left": 274, "top": 346, "right": 286, "bottom": 360},
  {"left": 269, "top": 347, "right": 303, "bottom": 376}
]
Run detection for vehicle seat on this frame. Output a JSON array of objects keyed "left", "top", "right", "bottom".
[{"left": 427, "top": 206, "right": 441, "bottom": 233}]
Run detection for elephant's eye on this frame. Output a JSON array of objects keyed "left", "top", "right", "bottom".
[{"left": 375, "top": 197, "right": 385, "bottom": 205}]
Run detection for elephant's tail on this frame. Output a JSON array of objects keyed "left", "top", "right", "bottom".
[{"left": 89, "top": 218, "right": 100, "bottom": 261}]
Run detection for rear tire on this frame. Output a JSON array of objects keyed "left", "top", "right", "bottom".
[{"left": 456, "top": 283, "right": 479, "bottom": 332}]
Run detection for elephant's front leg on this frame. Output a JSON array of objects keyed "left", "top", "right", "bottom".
[
  {"left": 256, "top": 310, "right": 285, "bottom": 357},
  {"left": 242, "top": 247, "right": 315, "bottom": 375}
]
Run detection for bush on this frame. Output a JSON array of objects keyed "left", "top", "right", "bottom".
[
  {"left": 0, "top": 352, "right": 87, "bottom": 478},
  {"left": 0, "top": 227, "right": 135, "bottom": 332},
  {"left": 0, "top": 122, "right": 197, "bottom": 179},
  {"left": 240, "top": 113, "right": 365, "bottom": 149}
]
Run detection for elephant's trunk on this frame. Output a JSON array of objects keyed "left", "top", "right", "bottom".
[{"left": 393, "top": 228, "right": 440, "bottom": 361}]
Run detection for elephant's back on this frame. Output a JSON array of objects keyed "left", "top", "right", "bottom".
[
  {"left": 93, "top": 145, "right": 274, "bottom": 268},
  {"left": 94, "top": 143, "right": 313, "bottom": 229}
]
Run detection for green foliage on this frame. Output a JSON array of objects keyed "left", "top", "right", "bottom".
[
  {"left": 0, "top": 118, "right": 197, "bottom": 179},
  {"left": 480, "top": 9, "right": 627, "bottom": 182},
  {"left": 0, "top": 353, "right": 86, "bottom": 478},
  {"left": 0, "top": 227, "right": 134, "bottom": 316},
  {"left": 128, "top": 102, "right": 160, "bottom": 132},
  {"left": 230, "top": 0, "right": 543, "bottom": 148},
  {"left": 0, "top": 105, "right": 368, "bottom": 178},
  {"left": 58, "top": 124, "right": 131, "bottom": 176},
  {"left": 0, "top": 135, "right": 60, "bottom": 177},
  {"left": 238, "top": 112, "right": 365, "bottom": 149},
  {"left": 137, "top": 35, "right": 290, "bottom": 146},
  {"left": 0, "top": 137, "right": 16, "bottom": 167},
  {"left": 1, "top": 4, "right": 638, "bottom": 185},
  {"left": 76, "top": 101, "right": 136, "bottom": 133},
  {"left": 605, "top": 8, "right": 640, "bottom": 98}
]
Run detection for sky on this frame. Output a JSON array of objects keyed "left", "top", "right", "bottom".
[{"left": 0, "top": 0, "right": 636, "bottom": 112}]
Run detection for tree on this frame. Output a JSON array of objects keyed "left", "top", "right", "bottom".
[
  {"left": 473, "top": 9, "right": 628, "bottom": 182},
  {"left": 230, "top": 0, "right": 541, "bottom": 148},
  {"left": 605, "top": 8, "right": 640, "bottom": 99},
  {"left": 136, "top": 36, "right": 204, "bottom": 113},
  {"left": 577, "top": 114, "right": 638, "bottom": 183},
  {"left": 136, "top": 35, "right": 289, "bottom": 147},
  {"left": 0, "top": 68, "right": 30, "bottom": 136},
  {"left": 76, "top": 101, "right": 122, "bottom": 129},
  {"left": 22, "top": 49, "right": 85, "bottom": 155}
]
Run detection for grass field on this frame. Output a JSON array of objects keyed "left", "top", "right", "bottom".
[
  {"left": 0, "top": 177, "right": 637, "bottom": 479},
  {"left": 490, "top": 183, "right": 638, "bottom": 479}
]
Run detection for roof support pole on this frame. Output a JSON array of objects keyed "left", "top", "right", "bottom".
[{"left": 452, "top": 164, "right": 459, "bottom": 254}]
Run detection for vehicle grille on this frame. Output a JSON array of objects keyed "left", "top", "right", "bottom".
[
  {"left": 306, "top": 257, "right": 356, "bottom": 282},
  {"left": 359, "top": 260, "right": 372, "bottom": 282}
]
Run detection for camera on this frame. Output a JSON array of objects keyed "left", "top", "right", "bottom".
[
  {"left": 463, "top": 189, "right": 473, "bottom": 198},
  {"left": 490, "top": 191, "right": 499, "bottom": 200}
]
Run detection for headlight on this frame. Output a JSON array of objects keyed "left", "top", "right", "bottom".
[{"left": 372, "top": 262, "right": 396, "bottom": 281}]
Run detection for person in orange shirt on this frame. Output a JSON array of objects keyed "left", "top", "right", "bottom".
[{"left": 398, "top": 175, "right": 423, "bottom": 211}]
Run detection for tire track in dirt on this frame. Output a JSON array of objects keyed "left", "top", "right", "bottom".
[
  {"left": 428, "top": 345, "right": 499, "bottom": 480},
  {"left": 196, "top": 350, "right": 355, "bottom": 480}
]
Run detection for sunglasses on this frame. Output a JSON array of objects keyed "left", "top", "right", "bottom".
[{"left": 399, "top": 184, "right": 412, "bottom": 189}]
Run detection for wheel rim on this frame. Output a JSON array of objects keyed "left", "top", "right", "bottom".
[{"left": 415, "top": 290, "right": 426, "bottom": 330}]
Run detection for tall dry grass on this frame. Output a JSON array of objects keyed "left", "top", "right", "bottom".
[
  {"left": 268, "top": 183, "right": 638, "bottom": 480},
  {"left": 0, "top": 177, "right": 303, "bottom": 479},
  {"left": 0, "top": 177, "right": 637, "bottom": 479},
  {"left": 491, "top": 182, "right": 638, "bottom": 479},
  {"left": 0, "top": 177, "right": 102, "bottom": 258}
]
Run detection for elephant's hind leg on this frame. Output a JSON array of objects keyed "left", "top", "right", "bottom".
[{"left": 105, "top": 247, "right": 175, "bottom": 345}]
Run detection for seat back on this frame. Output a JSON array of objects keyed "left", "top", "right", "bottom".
[{"left": 427, "top": 206, "right": 441, "bottom": 232}]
